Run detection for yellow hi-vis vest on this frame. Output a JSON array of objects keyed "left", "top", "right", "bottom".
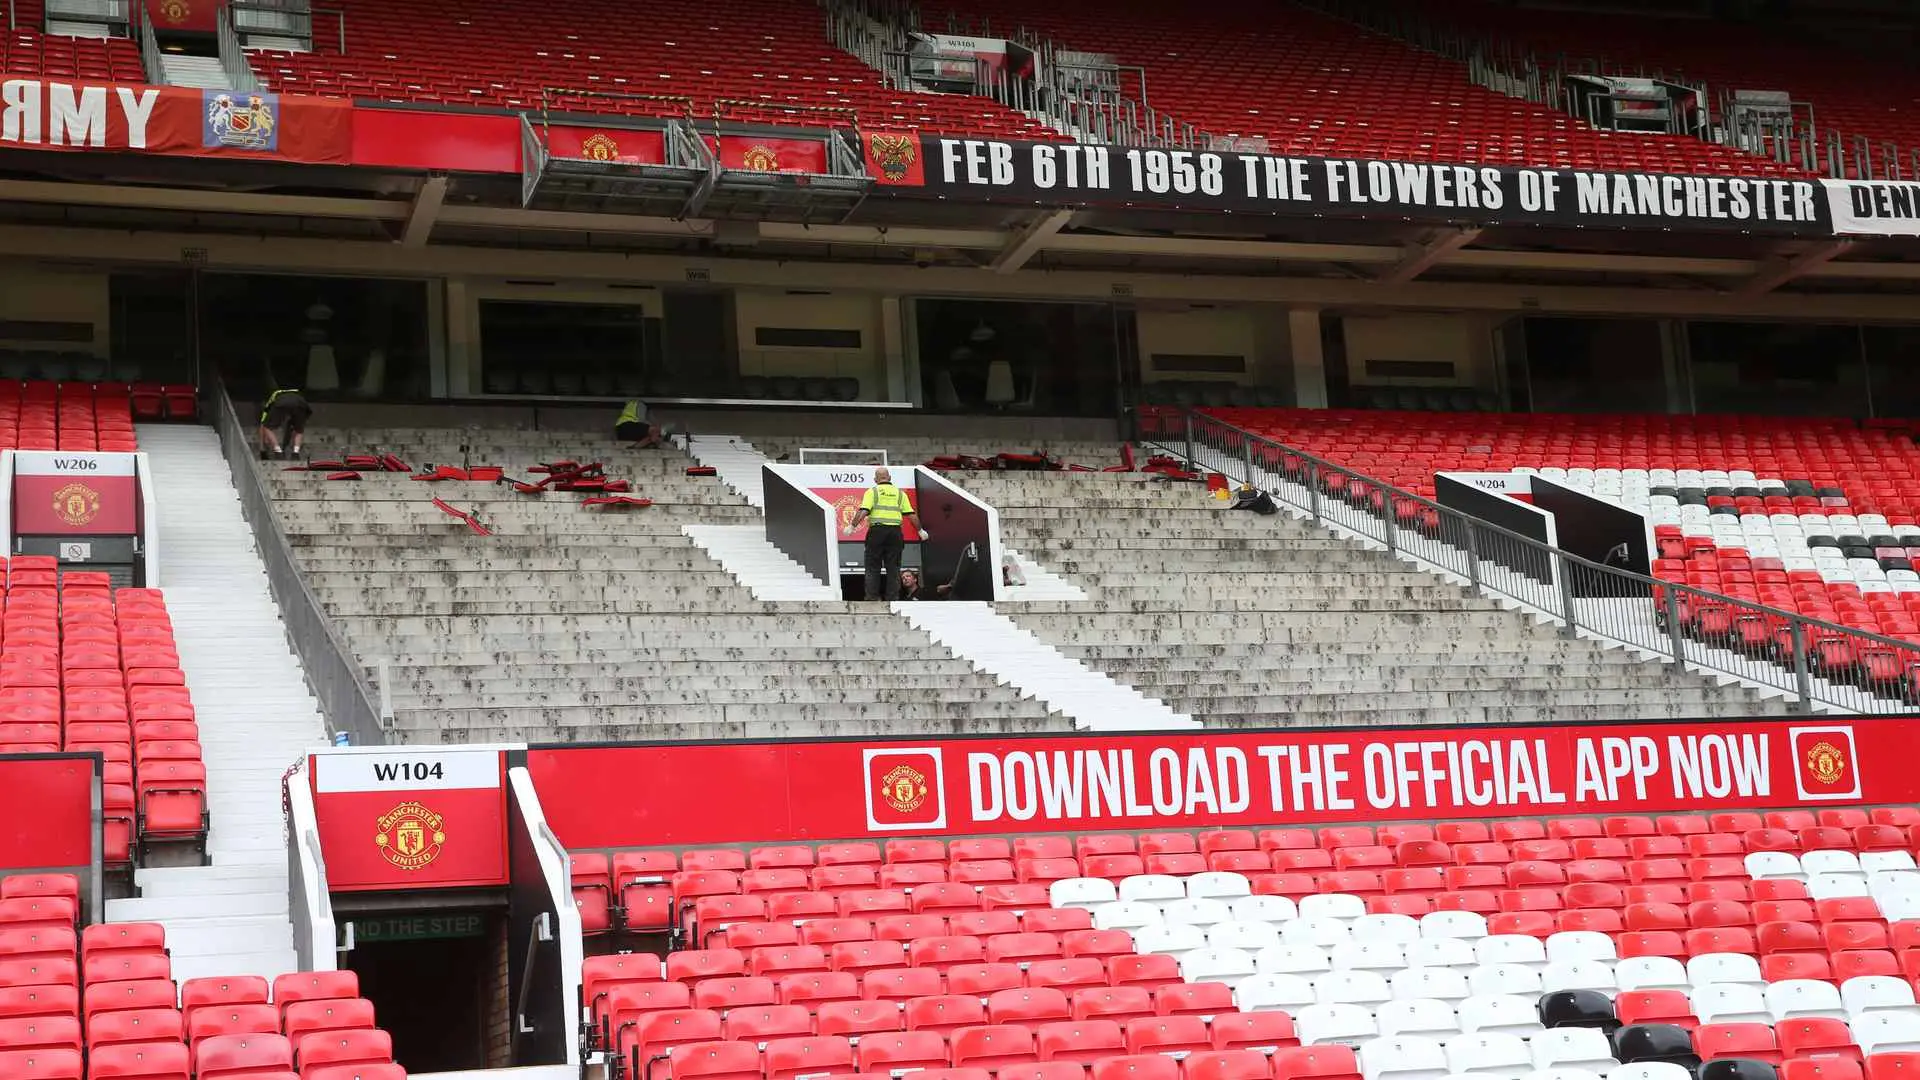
[
  {"left": 861, "top": 484, "right": 908, "bottom": 527},
  {"left": 260, "top": 388, "right": 302, "bottom": 423},
  {"left": 617, "top": 400, "right": 645, "bottom": 426}
]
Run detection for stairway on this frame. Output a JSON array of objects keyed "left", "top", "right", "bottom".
[
  {"left": 894, "top": 602, "right": 1198, "bottom": 731},
  {"left": 682, "top": 524, "right": 840, "bottom": 601},
  {"left": 683, "top": 434, "right": 772, "bottom": 509},
  {"left": 158, "top": 53, "right": 233, "bottom": 90},
  {"left": 114, "top": 425, "right": 323, "bottom": 984}
]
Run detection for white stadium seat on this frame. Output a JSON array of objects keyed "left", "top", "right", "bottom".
[
  {"left": 1443, "top": 1032, "right": 1533, "bottom": 1077},
  {"left": 1544, "top": 932, "right": 1616, "bottom": 965},
  {"left": 1050, "top": 878, "right": 1117, "bottom": 909},
  {"left": 1456, "top": 994, "right": 1545, "bottom": 1037},
  {"left": 1186, "top": 872, "right": 1252, "bottom": 900},
  {"left": 1361, "top": 1036, "right": 1451, "bottom": 1080},
  {"left": 1132, "top": 922, "right": 1207, "bottom": 957},
  {"left": 1540, "top": 960, "right": 1616, "bottom": 993},
  {"left": 1338, "top": 941, "right": 1410, "bottom": 973},
  {"left": 1118, "top": 874, "right": 1186, "bottom": 904},
  {"left": 1766, "top": 978, "right": 1848, "bottom": 1021},
  {"left": 1229, "top": 895, "right": 1299, "bottom": 923},
  {"left": 1467, "top": 964, "right": 1543, "bottom": 998},
  {"left": 1235, "top": 973, "right": 1318, "bottom": 1013},
  {"left": 1609, "top": 1065, "right": 1695, "bottom": 1080},
  {"left": 1692, "top": 982, "right": 1771, "bottom": 1025},
  {"left": 1283, "top": 917, "right": 1354, "bottom": 949},
  {"left": 1843, "top": 975, "right": 1919, "bottom": 1020},
  {"left": 1744, "top": 852, "right": 1801, "bottom": 879},
  {"left": 1300, "top": 893, "right": 1367, "bottom": 920},
  {"left": 1296, "top": 1003, "right": 1379, "bottom": 1046},
  {"left": 1802, "top": 849, "right": 1863, "bottom": 876},
  {"left": 1392, "top": 967, "right": 1473, "bottom": 1004},
  {"left": 1421, "top": 912, "right": 1490, "bottom": 940},
  {"left": 1405, "top": 938, "right": 1477, "bottom": 970},
  {"left": 1254, "top": 944, "right": 1333, "bottom": 977},
  {"left": 1686, "top": 953, "right": 1763, "bottom": 989},
  {"left": 1613, "top": 956, "right": 1688, "bottom": 991},
  {"left": 1474, "top": 936, "right": 1548, "bottom": 970},
  {"left": 1528, "top": 1028, "right": 1616, "bottom": 1074},
  {"left": 1162, "top": 897, "right": 1234, "bottom": 928},
  {"left": 1316, "top": 970, "right": 1393, "bottom": 1007},
  {"left": 1377, "top": 998, "right": 1463, "bottom": 1038},
  {"left": 1180, "top": 946, "right": 1256, "bottom": 987},
  {"left": 1862, "top": 852, "right": 1919, "bottom": 874},
  {"left": 1853, "top": 1009, "right": 1920, "bottom": 1055},
  {"left": 1208, "top": 920, "right": 1282, "bottom": 952},
  {"left": 1353, "top": 914, "right": 1422, "bottom": 944},
  {"left": 1807, "top": 873, "right": 1871, "bottom": 899},
  {"left": 1092, "top": 901, "right": 1163, "bottom": 932}
]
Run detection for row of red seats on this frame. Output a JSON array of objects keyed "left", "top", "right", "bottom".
[
  {"left": 0, "top": 383, "right": 137, "bottom": 454},
  {"left": 0, "top": 568, "right": 206, "bottom": 868}
]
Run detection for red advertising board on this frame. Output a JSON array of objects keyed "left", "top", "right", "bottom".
[
  {"left": 713, "top": 134, "right": 828, "bottom": 174},
  {"left": 548, "top": 125, "right": 667, "bottom": 165},
  {"left": 0, "top": 754, "right": 99, "bottom": 871},
  {"left": 144, "top": 0, "right": 218, "bottom": 33},
  {"left": 310, "top": 748, "right": 509, "bottom": 891},
  {"left": 817, "top": 485, "right": 923, "bottom": 542},
  {"left": 528, "top": 717, "right": 1889, "bottom": 850},
  {"left": 0, "top": 78, "right": 350, "bottom": 164},
  {"left": 350, "top": 107, "right": 521, "bottom": 173},
  {"left": 12, "top": 451, "right": 138, "bottom": 536}
]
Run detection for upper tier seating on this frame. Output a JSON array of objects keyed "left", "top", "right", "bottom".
[
  {"left": 742, "top": 435, "right": 1787, "bottom": 726},
  {"left": 0, "top": 0, "right": 142, "bottom": 84},
  {"left": 918, "top": 0, "right": 1795, "bottom": 174},
  {"left": 0, "top": 883, "right": 399, "bottom": 1079},
  {"left": 1410, "top": 0, "right": 1920, "bottom": 172},
  {"left": 267, "top": 428, "right": 1072, "bottom": 743},
  {"left": 247, "top": 0, "right": 1058, "bottom": 137},
  {"left": 1194, "top": 408, "right": 1920, "bottom": 703},
  {"left": 573, "top": 807, "right": 1920, "bottom": 1080}
]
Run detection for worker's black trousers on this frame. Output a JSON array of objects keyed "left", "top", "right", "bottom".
[{"left": 864, "top": 524, "right": 906, "bottom": 601}]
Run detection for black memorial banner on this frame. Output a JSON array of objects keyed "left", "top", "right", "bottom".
[{"left": 861, "top": 132, "right": 1835, "bottom": 236}]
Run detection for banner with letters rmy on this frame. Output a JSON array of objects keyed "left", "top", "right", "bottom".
[{"left": 528, "top": 716, "right": 1890, "bottom": 850}]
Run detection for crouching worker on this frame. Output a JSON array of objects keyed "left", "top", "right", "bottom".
[
  {"left": 259, "top": 388, "right": 312, "bottom": 460},
  {"left": 614, "top": 398, "right": 664, "bottom": 448}
]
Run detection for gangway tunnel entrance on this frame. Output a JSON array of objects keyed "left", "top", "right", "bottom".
[{"left": 337, "top": 903, "right": 508, "bottom": 1073}]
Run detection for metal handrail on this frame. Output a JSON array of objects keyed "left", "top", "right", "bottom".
[
  {"left": 206, "top": 380, "right": 389, "bottom": 745},
  {"left": 133, "top": 1, "right": 163, "bottom": 86},
  {"left": 216, "top": 5, "right": 262, "bottom": 94},
  {"left": 1141, "top": 406, "right": 1920, "bottom": 715}
]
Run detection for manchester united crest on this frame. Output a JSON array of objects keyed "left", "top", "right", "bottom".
[
  {"left": 51, "top": 483, "right": 100, "bottom": 528},
  {"left": 835, "top": 493, "right": 865, "bottom": 535},
  {"left": 375, "top": 801, "right": 446, "bottom": 871},
  {"left": 741, "top": 145, "right": 780, "bottom": 172},
  {"left": 868, "top": 132, "right": 917, "bottom": 182},
  {"left": 879, "top": 764, "right": 929, "bottom": 815},
  {"left": 580, "top": 133, "right": 620, "bottom": 161},
  {"left": 160, "top": 0, "right": 191, "bottom": 23},
  {"left": 1805, "top": 740, "right": 1847, "bottom": 786}
]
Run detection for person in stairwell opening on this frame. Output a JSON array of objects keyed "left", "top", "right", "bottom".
[
  {"left": 848, "top": 467, "right": 928, "bottom": 601},
  {"left": 614, "top": 398, "right": 665, "bottom": 448},
  {"left": 258, "top": 388, "right": 312, "bottom": 460}
]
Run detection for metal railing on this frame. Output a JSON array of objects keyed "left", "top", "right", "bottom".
[
  {"left": 216, "top": 5, "right": 263, "bottom": 94},
  {"left": 133, "top": 0, "right": 163, "bottom": 87},
  {"left": 1140, "top": 407, "right": 1920, "bottom": 716},
  {"left": 206, "top": 381, "right": 389, "bottom": 745}
]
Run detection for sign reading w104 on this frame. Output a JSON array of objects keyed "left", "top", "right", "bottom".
[{"left": 313, "top": 748, "right": 503, "bottom": 794}]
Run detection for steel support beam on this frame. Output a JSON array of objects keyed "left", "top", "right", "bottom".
[
  {"left": 398, "top": 175, "right": 448, "bottom": 248},
  {"left": 1377, "top": 227, "right": 1483, "bottom": 284},
  {"left": 989, "top": 209, "right": 1074, "bottom": 274},
  {"left": 1740, "top": 239, "right": 1856, "bottom": 295}
]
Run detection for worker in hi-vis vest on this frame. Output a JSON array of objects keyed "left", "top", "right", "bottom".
[
  {"left": 613, "top": 399, "right": 664, "bottom": 448},
  {"left": 848, "top": 467, "right": 928, "bottom": 601}
]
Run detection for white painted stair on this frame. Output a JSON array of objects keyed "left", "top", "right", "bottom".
[
  {"left": 683, "top": 434, "right": 770, "bottom": 509},
  {"left": 683, "top": 524, "right": 839, "bottom": 601},
  {"left": 158, "top": 54, "right": 233, "bottom": 90},
  {"left": 114, "top": 425, "right": 326, "bottom": 985},
  {"left": 893, "top": 602, "right": 1198, "bottom": 731},
  {"left": 1001, "top": 550, "right": 1088, "bottom": 601}
]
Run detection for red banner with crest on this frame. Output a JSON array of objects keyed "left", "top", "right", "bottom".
[
  {"left": 0, "top": 78, "right": 350, "bottom": 164},
  {"left": 713, "top": 134, "right": 828, "bottom": 174},
  {"left": 528, "top": 716, "right": 1894, "bottom": 851},
  {"left": 143, "top": 0, "right": 218, "bottom": 33},
  {"left": 545, "top": 125, "right": 668, "bottom": 165}
]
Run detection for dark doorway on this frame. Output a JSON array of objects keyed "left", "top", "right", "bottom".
[{"left": 346, "top": 910, "right": 499, "bottom": 1073}]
